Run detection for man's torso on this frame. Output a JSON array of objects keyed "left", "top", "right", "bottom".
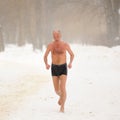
[{"left": 50, "top": 41, "right": 67, "bottom": 65}]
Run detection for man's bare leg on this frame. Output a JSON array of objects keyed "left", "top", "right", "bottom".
[
  {"left": 52, "top": 76, "right": 61, "bottom": 96},
  {"left": 59, "top": 75, "right": 67, "bottom": 112}
]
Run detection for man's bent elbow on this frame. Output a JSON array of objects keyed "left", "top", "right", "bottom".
[{"left": 44, "top": 55, "right": 47, "bottom": 64}]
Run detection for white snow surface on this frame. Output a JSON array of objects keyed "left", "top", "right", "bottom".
[{"left": 0, "top": 44, "right": 120, "bottom": 120}]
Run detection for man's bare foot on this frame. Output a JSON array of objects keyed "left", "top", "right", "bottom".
[{"left": 59, "top": 106, "right": 64, "bottom": 113}]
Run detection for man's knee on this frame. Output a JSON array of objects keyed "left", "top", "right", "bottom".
[
  {"left": 61, "top": 87, "right": 66, "bottom": 94},
  {"left": 55, "top": 89, "right": 61, "bottom": 96}
]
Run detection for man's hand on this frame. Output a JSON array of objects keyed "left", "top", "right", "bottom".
[
  {"left": 68, "top": 63, "right": 72, "bottom": 69},
  {"left": 46, "top": 64, "right": 50, "bottom": 70}
]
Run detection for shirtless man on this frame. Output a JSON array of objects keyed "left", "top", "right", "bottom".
[{"left": 44, "top": 30, "right": 74, "bottom": 112}]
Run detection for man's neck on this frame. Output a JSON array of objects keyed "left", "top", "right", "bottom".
[{"left": 54, "top": 39, "right": 61, "bottom": 42}]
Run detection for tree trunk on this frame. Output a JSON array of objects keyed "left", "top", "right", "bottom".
[
  {"left": 28, "top": 0, "right": 37, "bottom": 50},
  {"left": 0, "top": 26, "right": 5, "bottom": 52},
  {"left": 104, "top": 0, "right": 120, "bottom": 46},
  {"left": 17, "top": 0, "right": 26, "bottom": 46}
]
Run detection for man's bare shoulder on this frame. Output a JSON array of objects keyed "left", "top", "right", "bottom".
[
  {"left": 47, "top": 42, "right": 54, "bottom": 49},
  {"left": 60, "top": 40, "right": 67, "bottom": 46},
  {"left": 62, "top": 41, "right": 70, "bottom": 48}
]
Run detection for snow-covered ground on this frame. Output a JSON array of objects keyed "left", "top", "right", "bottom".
[{"left": 0, "top": 44, "right": 120, "bottom": 120}]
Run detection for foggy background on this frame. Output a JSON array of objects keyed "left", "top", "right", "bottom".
[{"left": 0, "top": 0, "right": 120, "bottom": 51}]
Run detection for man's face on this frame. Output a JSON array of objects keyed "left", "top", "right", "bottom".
[{"left": 53, "top": 31, "right": 61, "bottom": 41}]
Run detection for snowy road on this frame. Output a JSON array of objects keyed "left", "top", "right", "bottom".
[
  {"left": 0, "top": 44, "right": 120, "bottom": 120},
  {"left": 0, "top": 60, "right": 49, "bottom": 120}
]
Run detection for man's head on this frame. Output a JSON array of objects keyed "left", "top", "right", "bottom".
[{"left": 53, "top": 30, "right": 61, "bottom": 41}]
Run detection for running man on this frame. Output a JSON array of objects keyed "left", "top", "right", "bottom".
[{"left": 44, "top": 30, "right": 74, "bottom": 112}]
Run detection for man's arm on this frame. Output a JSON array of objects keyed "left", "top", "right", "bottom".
[
  {"left": 66, "top": 43, "right": 74, "bottom": 69},
  {"left": 44, "top": 44, "right": 51, "bottom": 69}
]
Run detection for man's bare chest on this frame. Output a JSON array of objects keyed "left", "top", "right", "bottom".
[{"left": 52, "top": 43, "right": 65, "bottom": 54}]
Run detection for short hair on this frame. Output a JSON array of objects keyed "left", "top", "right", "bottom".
[{"left": 53, "top": 30, "right": 61, "bottom": 33}]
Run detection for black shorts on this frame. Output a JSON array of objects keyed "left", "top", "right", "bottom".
[{"left": 51, "top": 63, "right": 67, "bottom": 76}]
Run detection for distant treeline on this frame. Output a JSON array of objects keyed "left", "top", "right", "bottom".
[{"left": 0, "top": 0, "right": 120, "bottom": 52}]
